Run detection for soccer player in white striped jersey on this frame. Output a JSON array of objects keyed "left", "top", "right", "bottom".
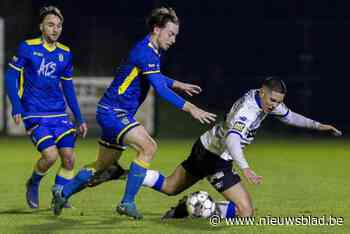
[{"left": 89, "top": 77, "right": 341, "bottom": 219}]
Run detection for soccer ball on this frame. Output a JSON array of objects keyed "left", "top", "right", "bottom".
[{"left": 186, "top": 191, "right": 216, "bottom": 218}]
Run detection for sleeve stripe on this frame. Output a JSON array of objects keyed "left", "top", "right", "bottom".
[
  {"left": 142, "top": 70, "right": 160, "bottom": 75},
  {"left": 281, "top": 109, "right": 290, "bottom": 118},
  {"left": 9, "top": 63, "right": 22, "bottom": 72},
  {"left": 61, "top": 76, "right": 73, "bottom": 80},
  {"left": 226, "top": 130, "right": 244, "bottom": 139}
]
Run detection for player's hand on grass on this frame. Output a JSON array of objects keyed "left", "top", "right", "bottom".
[
  {"left": 243, "top": 168, "right": 263, "bottom": 185},
  {"left": 12, "top": 114, "right": 22, "bottom": 125},
  {"left": 318, "top": 124, "right": 342, "bottom": 136},
  {"left": 78, "top": 123, "right": 88, "bottom": 138},
  {"left": 173, "top": 81, "right": 202, "bottom": 96},
  {"left": 184, "top": 102, "right": 217, "bottom": 124}
]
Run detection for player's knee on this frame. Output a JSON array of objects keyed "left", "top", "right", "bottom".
[
  {"left": 237, "top": 202, "right": 253, "bottom": 217},
  {"left": 141, "top": 140, "right": 157, "bottom": 161},
  {"left": 162, "top": 181, "right": 182, "bottom": 196},
  {"left": 61, "top": 157, "right": 75, "bottom": 171},
  {"left": 163, "top": 187, "right": 180, "bottom": 196},
  {"left": 43, "top": 153, "right": 59, "bottom": 166}
]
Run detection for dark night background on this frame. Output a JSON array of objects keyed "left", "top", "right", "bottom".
[{"left": 1, "top": 0, "right": 349, "bottom": 137}]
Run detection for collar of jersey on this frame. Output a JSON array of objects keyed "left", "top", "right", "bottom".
[
  {"left": 38, "top": 37, "right": 57, "bottom": 52},
  {"left": 146, "top": 34, "right": 161, "bottom": 56},
  {"left": 254, "top": 90, "right": 262, "bottom": 109}
]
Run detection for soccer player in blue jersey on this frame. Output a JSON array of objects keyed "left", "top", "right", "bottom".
[
  {"left": 52, "top": 7, "right": 216, "bottom": 219},
  {"left": 5, "top": 6, "right": 88, "bottom": 209}
]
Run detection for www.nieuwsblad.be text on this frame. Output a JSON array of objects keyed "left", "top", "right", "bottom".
[{"left": 209, "top": 215, "right": 344, "bottom": 226}]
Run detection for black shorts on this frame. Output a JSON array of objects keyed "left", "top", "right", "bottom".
[{"left": 181, "top": 139, "right": 241, "bottom": 192}]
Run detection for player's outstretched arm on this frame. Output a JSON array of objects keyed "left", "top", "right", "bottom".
[
  {"left": 225, "top": 132, "right": 262, "bottom": 185},
  {"left": 162, "top": 74, "right": 202, "bottom": 96},
  {"left": 183, "top": 102, "right": 216, "bottom": 124},
  {"left": 172, "top": 80, "right": 202, "bottom": 97},
  {"left": 317, "top": 123, "right": 342, "bottom": 136},
  {"left": 147, "top": 73, "right": 216, "bottom": 124},
  {"left": 278, "top": 110, "right": 342, "bottom": 136}
]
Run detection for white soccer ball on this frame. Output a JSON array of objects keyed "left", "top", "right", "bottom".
[{"left": 186, "top": 191, "right": 216, "bottom": 218}]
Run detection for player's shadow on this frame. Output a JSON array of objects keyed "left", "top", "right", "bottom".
[
  {"left": 0, "top": 208, "right": 50, "bottom": 215},
  {"left": 20, "top": 215, "right": 144, "bottom": 234}
]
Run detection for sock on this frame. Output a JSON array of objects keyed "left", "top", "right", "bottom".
[
  {"left": 55, "top": 167, "right": 74, "bottom": 186},
  {"left": 121, "top": 159, "right": 149, "bottom": 203},
  {"left": 62, "top": 168, "right": 94, "bottom": 199},
  {"left": 30, "top": 165, "right": 47, "bottom": 186},
  {"left": 216, "top": 201, "right": 236, "bottom": 218},
  {"left": 142, "top": 170, "right": 165, "bottom": 192}
]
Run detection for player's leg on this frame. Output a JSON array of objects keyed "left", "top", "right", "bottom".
[
  {"left": 63, "top": 145, "right": 123, "bottom": 198},
  {"left": 26, "top": 124, "right": 60, "bottom": 209},
  {"left": 55, "top": 131, "right": 76, "bottom": 188},
  {"left": 217, "top": 182, "right": 253, "bottom": 218},
  {"left": 117, "top": 125, "right": 157, "bottom": 219},
  {"left": 207, "top": 167, "right": 253, "bottom": 218},
  {"left": 142, "top": 164, "right": 199, "bottom": 195},
  {"left": 52, "top": 145, "right": 123, "bottom": 215},
  {"left": 56, "top": 145, "right": 76, "bottom": 209}
]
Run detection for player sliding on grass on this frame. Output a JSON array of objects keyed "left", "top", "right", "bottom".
[
  {"left": 5, "top": 6, "right": 87, "bottom": 209},
  {"left": 52, "top": 6, "right": 216, "bottom": 219},
  {"left": 89, "top": 77, "right": 341, "bottom": 219}
]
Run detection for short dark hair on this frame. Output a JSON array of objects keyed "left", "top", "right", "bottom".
[
  {"left": 39, "top": 6, "right": 63, "bottom": 23},
  {"left": 146, "top": 7, "right": 179, "bottom": 32},
  {"left": 262, "top": 76, "right": 287, "bottom": 94}
]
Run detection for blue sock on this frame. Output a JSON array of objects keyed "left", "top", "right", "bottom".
[
  {"left": 152, "top": 174, "right": 165, "bottom": 191},
  {"left": 226, "top": 201, "right": 236, "bottom": 218},
  {"left": 55, "top": 167, "right": 74, "bottom": 186},
  {"left": 121, "top": 160, "right": 149, "bottom": 204},
  {"left": 62, "top": 168, "right": 93, "bottom": 199},
  {"left": 142, "top": 170, "right": 165, "bottom": 192},
  {"left": 30, "top": 170, "right": 45, "bottom": 186}
]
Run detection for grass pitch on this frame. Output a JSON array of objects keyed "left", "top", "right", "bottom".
[{"left": 0, "top": 136, "right": 349, "bottom": 234}]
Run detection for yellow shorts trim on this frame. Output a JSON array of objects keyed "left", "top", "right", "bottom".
[
  {"left": 36, "top": 135, "right": 53, "bottom": 147},
  {"left": 116, "top": 122, "right": 140, "bottom": 145},
  {"left": 55, "top": 129, "right": 76, "bottom": 143}
]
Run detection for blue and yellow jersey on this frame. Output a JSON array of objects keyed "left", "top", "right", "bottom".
[
  {"left": 9, "top": 37, "right": 73, "bottom": 117},
  {"left": 99, "top": 35, "right": 161, "bottom": 115}
]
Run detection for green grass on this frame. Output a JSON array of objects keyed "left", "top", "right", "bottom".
[{"left": 0, "top": 136, "right": 349, "bottom": 234}]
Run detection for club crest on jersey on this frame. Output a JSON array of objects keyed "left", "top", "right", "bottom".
[
  {"left": 37, "top": 58, "right": 56, "bottom": 77},
  {"left": 233, "top": 121, "right": 246, "bottom": 132},
  {"left": 121, "top": 117, "right": 130, "bottom": 125},
  {"left": 59, "top": 54, "right": 64, "bottom": 62}
]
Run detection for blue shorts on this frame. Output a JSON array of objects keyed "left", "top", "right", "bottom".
[
  {"left": 23, "top": 115, "right": 77, "bottom": 152},
  {"left": 96, "top": 105, "right": 140, "bottom": 151}
]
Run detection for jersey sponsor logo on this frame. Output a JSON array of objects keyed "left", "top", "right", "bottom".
[
  {"left": 148, "top": 64, "right": 156, "bottom": 68},
  {"left": 233, "top": 121, "right": 246, "bottom": 132},
  {"left": 33, "top": 51, "right": 43, "bottom": 57},
  {"left": 37, "top": 58, "right": 56, "bottom": 77}
]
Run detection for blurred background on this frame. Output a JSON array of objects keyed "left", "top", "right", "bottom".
[{"left": 0, "top": 0, "right": 349, "bottom": 138}]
